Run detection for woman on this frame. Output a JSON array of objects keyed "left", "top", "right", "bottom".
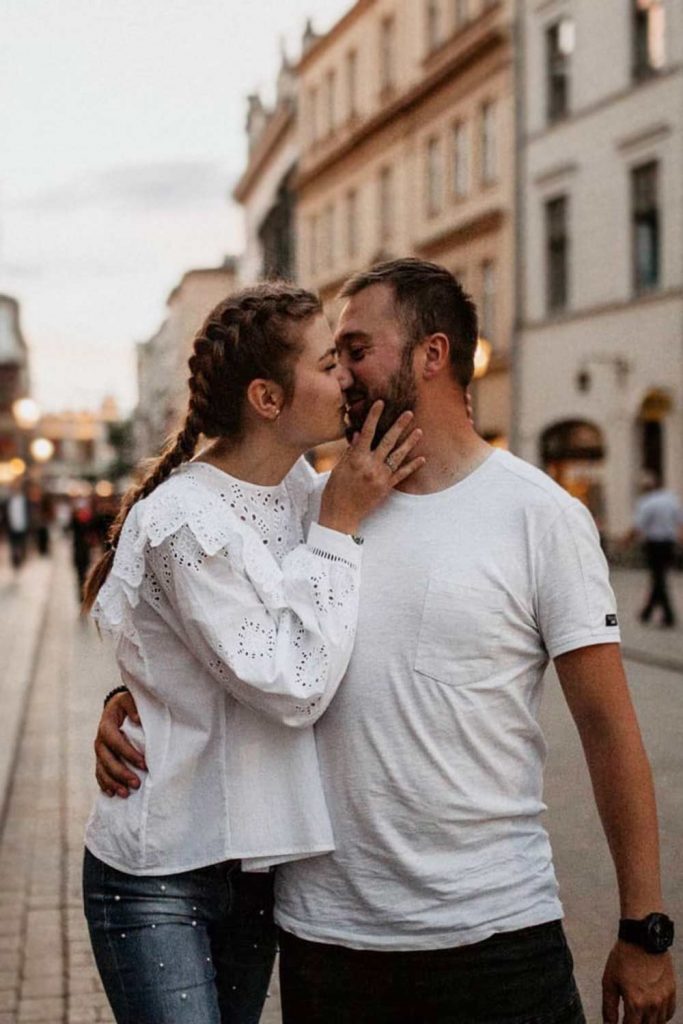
[{"left": 81, "top": 282, "right": 423, "bottom": 1024}]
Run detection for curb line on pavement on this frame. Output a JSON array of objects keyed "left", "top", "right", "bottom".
[
  {"left": 0, "top": 559, "right": 55, "bottom": 844},
  {"left": 622, "top": 646, "right": 683, "bottom": 676}
]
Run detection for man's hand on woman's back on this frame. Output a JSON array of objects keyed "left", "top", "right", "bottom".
[{"left": 94, "top": 691, "right": 146, "bottom": 798}]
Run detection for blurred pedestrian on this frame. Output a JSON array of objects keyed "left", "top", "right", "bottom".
[
  {"left": 4, "top": 480, "right": 30, "bottom": 571},
  {"left": 71, "top": 497, "right": 95, "bottom": 598},
  {"left": 625, "top": 472, "right": 683, "bottom": 628}
]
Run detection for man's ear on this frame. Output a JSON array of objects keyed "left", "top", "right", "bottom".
[
  {"left": 245, "top": 379, "right": 285, "bottom": 421},
  {"left": 421, "top": 333, "right": 450, "bottom": 380}
]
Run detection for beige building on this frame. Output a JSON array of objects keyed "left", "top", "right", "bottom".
[
  {"left": 233, "top": 55, "right": 298, "bottom": 283},
  {"left": 516, "top": 0, "right": 683, "bottom": 538},
  {"left": 295, "top": 0, "right": 515, "bottom": 443},
  {"left": 0, "top": 295, "right": 31, "bottom": 464},
  {"left": 134, "top": 263, "right": 237, "bottom": 460},
  {"left": 38, "top": 399, "right": 119, "bottom": 489}
]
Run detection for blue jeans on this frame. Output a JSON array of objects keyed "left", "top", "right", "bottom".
[
  {"left": 279, "top": 920, "right": 586, "bottom": 1024},
  {"left": 83, "top": 848, "right": 276, "bottom": 1024}
]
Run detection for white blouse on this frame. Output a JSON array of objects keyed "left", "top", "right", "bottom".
[{"left": 85, "top": 458, "right": 361, "bottom": 875}]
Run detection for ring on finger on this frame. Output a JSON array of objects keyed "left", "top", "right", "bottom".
[{"left": 384, "top": 455, "right": 397, "bottom": 472}]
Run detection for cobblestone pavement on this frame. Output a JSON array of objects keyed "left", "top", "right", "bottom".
[{"left": 0, "top": 543, "right": 679, "bottom": 1023}]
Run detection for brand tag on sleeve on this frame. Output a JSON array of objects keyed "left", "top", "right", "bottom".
[{"left": 605, "top": 614, "right": 618, "bottom": 627}]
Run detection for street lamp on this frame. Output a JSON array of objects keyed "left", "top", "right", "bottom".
[
  {"left": 473, "top": 338, "right": 492, "bottom": 380},
  {"left": 30, "top": 438, "right": 55, "bottom": 463},
  {"left": 12, "top": 398, "right": 41, "bottom": 430}
]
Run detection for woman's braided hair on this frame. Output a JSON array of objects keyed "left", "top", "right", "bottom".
[{"left": 82, "top": 281, "right": 322, "bottom": 612}]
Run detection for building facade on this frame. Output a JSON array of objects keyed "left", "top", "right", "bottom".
[
  {"left": 38, "top": 399, "right": 118, "bottom": 490},
  {"left": 0, "top": 295, "right": 31, "bottom": 464},
  {"left": 134, "top": 263, "right": 237, "bottom": 460},
  {"left": 295, "top": 0, "right": 516, "bottom": 443},
  {"left": 233, "top": 55, "right": 298, "bottom": 284},
  {"left": 516, "top": 0, "right": 683, "bottom": 538}
]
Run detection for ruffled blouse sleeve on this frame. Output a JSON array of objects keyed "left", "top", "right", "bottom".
[{"left": 93, "top": 477, "right": 362, "bottom": 728}]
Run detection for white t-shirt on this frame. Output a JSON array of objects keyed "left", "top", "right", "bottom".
[
  {"left": 275, "top": 449, "right": 621, "bottom": 950},
  {"left": 634, "top": 489, "right": 683, "bottom": 542}
]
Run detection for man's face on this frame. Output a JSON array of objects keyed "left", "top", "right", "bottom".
[{"left": 334, "top": 284, "right": 418, "bottom": 443}]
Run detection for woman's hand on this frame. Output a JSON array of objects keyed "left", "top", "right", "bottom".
[{"left": 318, "top": 402, "right": 424, "bottom": 536}]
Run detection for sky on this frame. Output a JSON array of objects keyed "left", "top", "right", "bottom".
[{"left": 0, "top": 0, "right": 351, "bottom": 414}]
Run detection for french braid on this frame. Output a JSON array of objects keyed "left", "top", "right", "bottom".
[{"left": 82, "top": 282, "right": 321, "bottom": 612}]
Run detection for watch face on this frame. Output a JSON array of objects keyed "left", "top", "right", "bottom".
[{"left": 646, "top": 914, "right": 674, "bottom": 953}]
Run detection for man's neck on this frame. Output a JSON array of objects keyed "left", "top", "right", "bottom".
[{"left": 395, "top": 406, "right": 493, "bottom": 496}]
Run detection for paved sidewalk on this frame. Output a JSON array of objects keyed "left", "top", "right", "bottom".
[
  {"left": 611, "top": 567, "right": 683, "bottom": 670},
  {"left": 0, "top": 541, "right": 281, "bottom": 1024}
]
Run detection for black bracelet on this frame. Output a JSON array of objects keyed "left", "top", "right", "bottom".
[{"left": 103, "top": 685, "right": 130, "bottom": 709}]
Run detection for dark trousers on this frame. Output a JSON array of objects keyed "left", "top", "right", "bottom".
[
  {"left": 641, "top": 541, "right": 676, "bottom": 626},
  {"left": 83, "top": 849, "right": 276, "bottom": 1024},
  {"left": 8, "top": 529, "right": 27, "bottom": 569},
  {"left": 279, "top": 920, "right": 586, "bottom": 1024}
]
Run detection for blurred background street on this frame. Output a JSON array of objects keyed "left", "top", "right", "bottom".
[{"left": 1, "top": 0, "right": 682, "bottom": 1020}]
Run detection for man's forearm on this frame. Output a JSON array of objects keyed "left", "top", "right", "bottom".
[
  {"left": 556, "top": 645, "right": 664, "bottom": 917},
  {"left": 578, "top": 708, "right": 662, "bottom": 916}
]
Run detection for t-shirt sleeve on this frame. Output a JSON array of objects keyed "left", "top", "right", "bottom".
[{"left": 534, "top": 501, "right": 621, "bottom": 659}]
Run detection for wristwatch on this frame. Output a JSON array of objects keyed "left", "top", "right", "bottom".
[{"left": 618, "top": 913, "right": 674, "bottom": 954}]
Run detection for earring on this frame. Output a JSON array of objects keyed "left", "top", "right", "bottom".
[{"left": 274, "top": 408, "right": 281, "bottom": 418}]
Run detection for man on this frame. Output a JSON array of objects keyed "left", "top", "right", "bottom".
[
  {"left": 4, "top": 479, "right": 30, "bottom": 571},
  {"left": 626, "top": 472, "right": 682, "bottom": 628},
  {"left": 96, "top": 260, "right": 675, "bottom": 1023}
]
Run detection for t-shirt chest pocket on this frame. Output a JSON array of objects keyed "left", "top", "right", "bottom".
[{"left": 414, "top": 578, "right": 505, "bottom": 688}]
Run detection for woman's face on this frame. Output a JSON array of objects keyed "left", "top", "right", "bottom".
[{"left": 279, "top": 314, "right": 351, "bottom": 450}]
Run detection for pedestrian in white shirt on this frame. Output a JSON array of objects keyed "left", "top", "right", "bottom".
[
  {"left": 80, "top": 282, "right": 423, "bottom": 1024},
  {"left": 626, "top": 472, "right": 683, "bottom": 628},
  {"left": 5, "top": 481, "right": 30, "bottom": 570}
]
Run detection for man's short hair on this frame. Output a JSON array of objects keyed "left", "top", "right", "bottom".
[{"left": 339, "top": 258, "right": 479, "bottom": 388}]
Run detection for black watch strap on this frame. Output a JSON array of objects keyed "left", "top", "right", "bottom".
[{"left": 619, "top": 913, "right": 674, "bottom": 955}]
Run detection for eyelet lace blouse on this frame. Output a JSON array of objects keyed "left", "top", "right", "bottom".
[{"left": 85, "top": 457, "right": 361, "bottom": 875}]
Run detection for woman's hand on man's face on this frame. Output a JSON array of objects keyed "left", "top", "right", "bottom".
[{"left": 94, "top": 691, "right": 146, "bottom": 798}]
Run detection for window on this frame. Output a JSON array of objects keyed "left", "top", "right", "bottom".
[
  {"left": 480, "top": 101, "right": 497, "bottom": 185},
  {"left": 426, "top": 0, "right": 441, "bottom": 53},
  {"left": 481, "top": 261, "right": 496, "bottom": 343},
  {"left": 346, "top": 189, "right": 359, "bottom": 259},
  {"left": 323, "top": 204, "right": 335, "bottom": 269},
  {"left": 451, "top": 121, "right": 469, "bottom": 198},
  {"left": 633, "top": 0, "right": 665, "bottom": 81},
  {"left": 380, "top": 15, "right": 396, "bottom": 92},
  {"left": 632, "top": 162, "right": 660, "bottom": 293},
  {"left": 425, "top": 137, "right": 443, "bottom": 217},
  {"left": 346, "top": 49, "right": 358, "bottom": 118},
  {"left": 308, "top": 86, "right": 319, "bottom": 145},
  {"left": 546, "top": 19, "right": 573, "bottom": 123},
  {"left": 325, "top": 70, "right": 336, "bottom": 136},
  {"left": 545, "top": 195, "right": 569, "bottom": 312},
  {"left": 454, "top": 0, "right": 468, "bottom": 27},
  {"left": 379, "top": 166, "right": 394, "bottom": 243}
]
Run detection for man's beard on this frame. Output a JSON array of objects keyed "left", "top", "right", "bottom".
[{"left": 345, "top": 345, "right": 418, "bottom": 449}]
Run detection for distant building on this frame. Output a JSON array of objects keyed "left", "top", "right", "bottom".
[
  {"left": 294, "top": 0, "right": 515, "bottom": 445},
  {"left": 516, "top": 0, "right": 683, "bottom": 537},
  {"left": 38, "top": 399, "right": 118, "bottom": 488},
  {"left": 134, "top": 262, "right": 238, "bottom": 461},
  {"left": 0, "top": 295, "right": 31, "bottom": 462},
  {"left": 233, "top": 52, "right": 298, "bottom": 283}
]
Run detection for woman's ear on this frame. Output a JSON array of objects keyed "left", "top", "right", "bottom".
[{"left": 245, "top": 379, "right": 285, "bottom": 421}]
